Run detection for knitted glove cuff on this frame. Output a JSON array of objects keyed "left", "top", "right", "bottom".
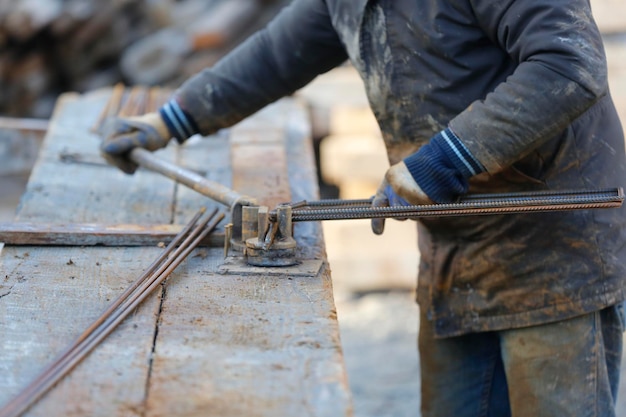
[
  {"left": 159, "top": 99, "right": 200, "bottom": 144},
  {"left": 403, "top": 128, "right": 485, "bottom": 203}
]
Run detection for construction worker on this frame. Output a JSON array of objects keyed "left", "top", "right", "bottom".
[{"left": 100, "top": 0, "right": 626, "bottom": 415}]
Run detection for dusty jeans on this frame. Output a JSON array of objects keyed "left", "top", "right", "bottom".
[{"left": 419, "top": 304, "right": 625, "bottom": 417}]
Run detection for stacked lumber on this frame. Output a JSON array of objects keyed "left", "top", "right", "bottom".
[{"left": 0, "top": 0, "right": 287, "bottom": 118}]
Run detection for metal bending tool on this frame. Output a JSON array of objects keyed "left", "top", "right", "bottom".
[
  {"left": 5, "top": 141, "right": 624, "bottom": 267},
  {"left": 86, "top": 86, "right": 624, "bottom": 266},
  {"left": 7, "top": 86, "right": 622, "bottom": 266},
  {"left": 235, "top": 187, "right": 625, "bottom": 267}
]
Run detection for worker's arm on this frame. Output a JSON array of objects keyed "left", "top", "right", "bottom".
[
  {"left": 385, "top": 0, "right": 607, "bottom": 205},
  {"left": 449, "top": 0, "right": 608, "bottom": 172},
  {"left": 373, "top": 0, "right": 606, "bottom": 233},
  {"left": 165, "top": 0, "right": 348, "bottom": 139},
  {"left": 100, "top": 0, "right": 346, "bottom": 172}
]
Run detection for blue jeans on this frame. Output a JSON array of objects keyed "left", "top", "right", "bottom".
[{"left": 419, "top": 304, "right": 625, "bottom": 417}]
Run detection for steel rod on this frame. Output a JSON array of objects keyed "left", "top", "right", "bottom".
[
  {"left": 289, "top": 188, "right": 624, "bottom": 222},
  {"left": 0, "top": 209, "right": 223, "bottom": 417},
  {"left": 27, "top": 211, "right": 224, "bottom": 412},
  {"left": 70, "top": 208, "right": 206, "bottom": 348},
  {"left": 130, "top": 148, "right": 252, "bottom": 209},
  {"left": 0, "top": 221, "right": 225, "bottom": 247}
]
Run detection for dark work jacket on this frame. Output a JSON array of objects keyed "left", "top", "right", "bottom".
[{"left": 174, "top": 0, "right": 626, "bottom": 338}]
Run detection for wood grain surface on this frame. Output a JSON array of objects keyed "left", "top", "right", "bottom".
[{"left": 0, "top": 90, "right": 352, "bottom": 417}]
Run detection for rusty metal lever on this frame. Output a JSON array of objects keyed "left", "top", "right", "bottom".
[
  {"left": 129, "top": 148, "right": 257, "bottom": 246},
  {"left": 130, "top": 148, "right": 256, "bottom": 209}
]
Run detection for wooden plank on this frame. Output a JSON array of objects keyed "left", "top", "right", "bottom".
[
  {"left": 0, "top": 222, "right": 224, "bottom": 247},
  {"left": 142, "top": 250, "right": 349, "bottom": 417},
  {"left": 0, "top": 89, "right": 179, "bottom": 416},
  {"left": 230, "top": 127, "right": 291, "bottom": 209},
  {"left": 143, "top": 99, "right": 351, "bottom": 417},
  {"left": 0, "top": 245, "right": 163, "bottom": 416},
  {"left": 188, "top": 0, "right": 262, "bottom": 50},
  {"left": 14, "top": 91, "right": 179, "bottom": 224},
  {"left": 0, "top": 92, "right": 352, "bottom": 416}
]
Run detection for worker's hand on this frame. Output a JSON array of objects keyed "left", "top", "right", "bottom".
[
  {"left": 99, "top": 112, "right": 171, "bottom": 174},
  {"left": 371, "top": 161, "right": 434, "bottom": 235}
]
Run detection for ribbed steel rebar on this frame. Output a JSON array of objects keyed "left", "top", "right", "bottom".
[
  {"left": 0, "top": 208, "right": 224, "bottom": 417},
  {"left": 288, "top": 188, "right": 624, "bottom": 222}
]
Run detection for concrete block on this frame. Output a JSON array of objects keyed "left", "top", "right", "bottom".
[
  {"left": 297, "top": 66, "right": 369, "bottom": 110},
  {"left": 0, "top": 128, "right": 42, "bottom": 175},
  {"left": 329, "top": 106, "right": 380, "bottom": 137},
  {"left": 324, "top": 219, "right": 419, "bottom": 294},
  {"left": 606, "top": 39, "right": 626, "bottom": 124},
  {"left": 320, "top": 134, "right": 389, "bottom": 187}
]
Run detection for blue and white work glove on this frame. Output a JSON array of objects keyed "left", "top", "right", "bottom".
[
  {"left": 371, "top": 161, "right": 434, "bottom": 235},
  {"left": 371, "top": 128, "right": 486, "bottom": 235}
]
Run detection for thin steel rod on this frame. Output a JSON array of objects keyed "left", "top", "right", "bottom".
[
  {"left": 0, "top": 210, "right": 220, "bottom": 417},
  {"left": 298, "top": 198, "right": 372, "bottom": 208},
  {"left": 20, "top": 208, "right": 206, "bottom": 390},
  {"left": 0, "top": 207, "right": 200, "bottom": 416},
  {"left": 87, "top": 209, "right": 205, "bottom": 335},
  {"left": 457, "top": 187, "right": 620, "bottom": 201},
  {"left": 276, "top": 189, "right": 624, "bottom": 221},
  {"left": 0, "top": 209, "right": 223, "bottom": 417},
  {"left": 0, "top": 210, "right": 209, "bottom": 417}
]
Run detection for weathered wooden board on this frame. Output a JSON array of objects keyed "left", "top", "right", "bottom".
[
  {"left": 0, "top": 222, "right": 225, "bottom": 246},
  {"left": 0, "top": 90, "right": 174, "bottom": 417},
  {"left": 0, "top": 91, "right": 352, "bottom": 416}
]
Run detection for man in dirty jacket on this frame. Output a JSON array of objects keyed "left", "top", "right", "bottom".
[{"left": 101, "top": 0, "right": 626, "bottom": 415}]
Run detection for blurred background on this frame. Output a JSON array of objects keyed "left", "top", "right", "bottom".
[{"left": 0, "top": 1, "right": 625, "bottom": 416}]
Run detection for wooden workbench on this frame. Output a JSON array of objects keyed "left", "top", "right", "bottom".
[{"left": 0, "top": 89, "right": 352, "bottom": 416}]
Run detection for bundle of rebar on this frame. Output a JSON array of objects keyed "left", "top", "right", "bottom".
[{"left": 0, "top": 207, "right": 224, "bottom": 417}]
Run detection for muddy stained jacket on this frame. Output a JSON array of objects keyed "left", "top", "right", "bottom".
[{"left": 173, "top": 0, "right": 626, "bottom": 337}]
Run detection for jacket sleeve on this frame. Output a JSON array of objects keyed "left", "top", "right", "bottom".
[
  {"left": 171, "top": 0, "right": 348, "bottom": 136},
  {"left": 449, "top": 0, "right": 609, "bottom": 173}
]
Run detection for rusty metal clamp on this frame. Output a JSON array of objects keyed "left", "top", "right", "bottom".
[{"left": 240, "top": 205, "right": 298, "bottom": 267}]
